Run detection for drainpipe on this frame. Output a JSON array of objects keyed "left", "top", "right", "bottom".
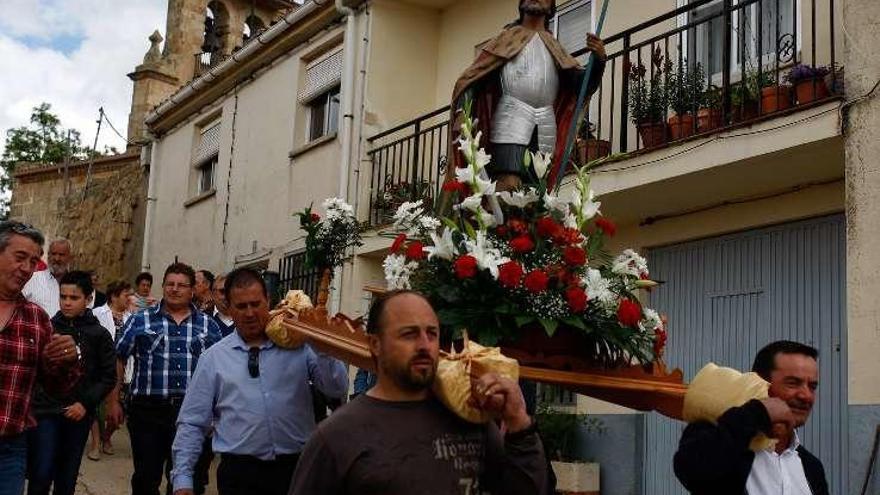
[
  {"left": 140, "top": 137, "right": 160, "bottom": 271},
  {"left": 332, "top": 0, "right": 359, "bottom": 314}
]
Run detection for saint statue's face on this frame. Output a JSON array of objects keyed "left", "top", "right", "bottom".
[{"left": 519, "top": 0, "right": 555, "bottom": 17}]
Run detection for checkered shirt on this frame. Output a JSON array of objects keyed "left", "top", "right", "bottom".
[
  {"left": 116, "top": 302, "right": 221, "bottom": 397},
  {"left": 0, "top": 296, "right": 81, "bottom": 437}
]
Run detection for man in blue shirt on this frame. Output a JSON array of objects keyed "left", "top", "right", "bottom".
[
  {"left": 171, "top": 268, "right": 348, "bottom": 495},
  {"left": 105, "top": 262, "right": 221, "bottom": 495}
]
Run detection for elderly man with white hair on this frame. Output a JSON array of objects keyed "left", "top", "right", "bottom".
[{"left": 23, "top": 238, "right": 75, "bottom": 317}]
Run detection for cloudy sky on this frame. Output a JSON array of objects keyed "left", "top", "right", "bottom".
[{"left": 0, "top": 0, "right": 168, "bottom": 157}]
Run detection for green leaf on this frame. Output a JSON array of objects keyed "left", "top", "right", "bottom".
[
  {"left": 441, "top": 217, "right": 460, "bottom": 232},
  {"left": 514, "top": 315, "right": 536, "bottom": 328},
  {"left": 539, "top": 318, "right": 559, "bottom": 337},
  {"left": 561, "top": 316, "right": 586, "bottom": 330},
  {"left": 463, "top": 221, "right": 477, "bottom": 239}
]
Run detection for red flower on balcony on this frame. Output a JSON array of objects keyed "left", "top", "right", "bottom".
[
  {"left": 406, "top": 241, "right": 426, "bottom": 261},
  {"left": 310, "top": 213, "right": 320, "bottom": 223},
  {"left": 454, "top": 255, "right": 478, "bottom": 279},
  {"left": 498, "top": 261, "right": 524, "bottom": 289},
  {"left": 617, "top": 299, "right": 642, "bottom": 327},
  {"left": 524, "top": 269, "right": 550, "bottom": 293},
  {"left": 509, "top": 235, "right": 535, "bottom": 254}
]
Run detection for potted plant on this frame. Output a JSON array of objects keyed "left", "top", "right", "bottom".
[
  {"left": 786, "top": 64, "right": 831, "bottom": 104},
  {"left": 666, "top": 62, "right": 706, "bottom": 141},
  {"left": 697, "top": 84, "right": 723, "bottom": 132},
  {"left": 627, "top": 47, "right": 668, "bottom": 148},
  {"left": 756, "top": 70, "right": 792, "bottom": 114},
  {"left": 575, "top": 119, "right": 611, "bottom": 167},
  {"left": 537, "top": 402, "right": 605, "bottom": 494}
]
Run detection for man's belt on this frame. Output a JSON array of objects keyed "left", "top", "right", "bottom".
[{"left": 129, "top": 395, "right": 186, "bottom": 407}]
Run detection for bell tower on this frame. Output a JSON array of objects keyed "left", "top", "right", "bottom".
[{"left": 126, "top": 0, "right": 295, "bottom": 146}]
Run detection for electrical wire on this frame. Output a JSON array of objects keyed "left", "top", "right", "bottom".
[{"left": 100, "top": 111, "right": 135, "bottom": 147}]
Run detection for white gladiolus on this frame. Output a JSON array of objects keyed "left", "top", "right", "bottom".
[
  {"left": 530, "top": 150, "right": 552, "bottom": 179},
  {"left": 543, "top": 193, "right": 570, "bottom": 214},
  {"left": 498, "top": 188, "right": 540, "bottom": 208}
]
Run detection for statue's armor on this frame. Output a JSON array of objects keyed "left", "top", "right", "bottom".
[{"left": 490, "top": 34, "right": 560, "bottom": 154}]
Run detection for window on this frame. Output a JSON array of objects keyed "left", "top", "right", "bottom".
[
  {"left": 308, "top": 86, "right": 340, "bottom": 141},
  {"left": 299, "top": 48, "right": 343, "bottom": 142},
  {"left": 549, "top": 0, "right": 593, "bottom": 56},
  {"left": 197, "top": 156, "right": 217, "bottom": 194},
  {"left": 686, "top": 0, "right": 797, "bottom": 80},
  {"left": 193, "top": 119, "right": 221, "bottom": 195}
]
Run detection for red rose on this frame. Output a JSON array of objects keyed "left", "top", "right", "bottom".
[
  {"left": 565, "top": 286, "right": 588, "bottom": 313},
  {"left": 557, "top": 269, "right": 576, "bottom": 287},
  {"left": 495, "top": 225, "right": 510, "bottom": 237},
  {"left": 454, "top": 255, "right": 478, "bottom": 279},
  {"left": 498, "top": 261, "right": 524, "bottom": 289},
  {"left": 507, "top": 218, "right": 528, "bottom": 235},
  {"left": 536, "top": 217, "right": 561, "bottom": 238},
  {"left": 310, "top": 213, "right": 320, "bottom": 223},
  {"left": 617, "top": 299, "right": 642, "bottom": 327},
  {"left": 553, "top": 227, "right": 584, "bottom": 246},
  {"left": 405, "top": 241, "right": 426, "bottom": 260},
  {"left": 390, "top": 233, "right": 407, "bottom": 254},
  {"left": 523, "top": 269, "right": 549, "bottom": 293},
  {"left": 442, "top": 180, "right": 470, "bottom": 196},
  {"left": 563, "top": 246, "right": 587, "bottom": 266},
  {"left": 509, "top": 235, "right": 535, "bottom": 254},
  {"left": 596, "top": 217, "right": 617, "bottom": 237}
]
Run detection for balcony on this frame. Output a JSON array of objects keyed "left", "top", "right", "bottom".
[{"left": 366, "top": 0, "right": 841, "bottom": 226}]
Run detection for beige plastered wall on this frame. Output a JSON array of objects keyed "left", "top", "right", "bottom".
[{"left": 146, "top": 27, "right": 345, "bottom": 277}]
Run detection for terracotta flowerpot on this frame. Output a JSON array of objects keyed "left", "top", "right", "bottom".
[
  {"left": 760, "top": 85, "right": 792, "bottom": 114},
  {"left": 637, "top": 122, "right": 667, "bottom": 148},
  {"left": 794, "top": 79, "right": 830, "bottom": 104},
  {"left": 668, "top": 113, "right": 695, "bottom": 141},
  {"left": 696, "top": 108, "right": 723, "bottom": 132},
  {"left": 576, "top": 138, "right": 611, "bottom": 166}
]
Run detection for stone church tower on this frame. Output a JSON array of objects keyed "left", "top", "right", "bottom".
[{"left": 126, "top": 0, "right": 295, "bottom": 146}]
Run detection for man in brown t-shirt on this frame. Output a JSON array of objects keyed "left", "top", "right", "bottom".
[{"left": 288, "top": 290, "right": 548, "bottom": 495}]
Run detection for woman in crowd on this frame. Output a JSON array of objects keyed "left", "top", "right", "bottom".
[{"left": 90, "top": 280, "right": 135, "bottom": 460}]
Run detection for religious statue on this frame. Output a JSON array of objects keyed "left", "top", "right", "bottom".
[{"left": 447, "top": 0, "right": 607, "bottom": 192}]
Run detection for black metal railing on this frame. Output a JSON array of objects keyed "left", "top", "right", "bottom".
[
  {"left": 194, "top": 51, "right": 228, "bottom": 78},
  {"left": 365, "top": 0, "right": 839, "bottom": 225},
  {"left": 366, "top": 107, "right": 451, "bottom": 226},
  {"left": 278, "top": 251, "right": 321, "bottom": 302}
]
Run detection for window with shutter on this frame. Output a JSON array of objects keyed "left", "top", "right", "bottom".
[
  {"left": 193, "top": 120, "right": 221, "bottom": 195},
  {"left": 299, "top": 49, "right": 344, "bottom": 103}
]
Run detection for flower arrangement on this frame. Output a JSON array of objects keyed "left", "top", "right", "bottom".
[
  {"left": 382, "top": 100, "right": 667, "bottom": 367},
  {"left": 296, "top": 197, "right": 363, "bottom": 273}
]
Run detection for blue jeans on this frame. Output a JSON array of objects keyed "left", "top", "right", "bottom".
[
  {"left": 0, "top": 433, "right": 27, "bottom": 495},
  {"left": 26, "top": 414, "right": 92, "bottom": 495}
]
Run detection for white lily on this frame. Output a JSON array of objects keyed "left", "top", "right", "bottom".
[
  {"left": 562, "top": 213, "right": 579, "bottom": 229},
  {"left": 474, "top": 148, "right": 491, "bottom": 170},
  {"left": 476, "top": 207, "right": 498, "bottom": 228},
  {"left": 473, "top": 175, "right": 496, "bottom": 196},
  {"left": 426, "top": 227, "right": 456, "bottom": 260},
  {"left": 456, "top": 193, "right": 484, "bottom": 212},
  {"left": 498, "top": 188, "right": 540, "bottom": 208},
  {"left": 573, "top": 189, "right": 602, "bottom": 220},
  {"left": 530, "top": 150, "right": 552, "bottom": 179},
  {"left": 543, "top": 192, "right": 571, "bottom": 215},
  {"left": 464, "top": 231, "right": 509, "bottom": 279}
]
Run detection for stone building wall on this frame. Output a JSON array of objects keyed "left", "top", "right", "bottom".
[{"left": 10, "top": 152, "right": 147, "bottom": 288}]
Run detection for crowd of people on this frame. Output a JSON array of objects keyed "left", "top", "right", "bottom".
[{"left": 0, "top": 216, "right": 828, "bottom": 495}]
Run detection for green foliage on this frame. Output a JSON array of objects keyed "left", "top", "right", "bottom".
[
  {"left": 667, "top": 62, "right": 706, "bottom": 115},
  {"left": 536, "top": 402, "right": 606, "bottom": 462},
  {"left": 627, "top": 47, "right": 669, "bottom": 125}
]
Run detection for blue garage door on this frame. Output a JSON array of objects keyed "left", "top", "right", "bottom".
[{"left": 643, "top": 214, "right": 847, "bottom": 495}]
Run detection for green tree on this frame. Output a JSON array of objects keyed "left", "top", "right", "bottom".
[{"left": 0, "top": 103, "right": 92, "bottom": 217}]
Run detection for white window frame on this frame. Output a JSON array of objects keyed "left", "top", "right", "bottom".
[
  {"left": 196, "top": 155, "right": 217, "bottom": 194},
  {"left": 306, "top": 85, "right": 341, "bottom": 142},
  {"left": 678, "top": 0, "right": 802, "bottom": 85},
  {"left": 192, "top": 118, "right": 221, "bottom": 195}
]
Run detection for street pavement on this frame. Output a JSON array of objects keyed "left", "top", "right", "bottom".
[{"left": 75, "top": 428, "right": 218, "bottom": 495}]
